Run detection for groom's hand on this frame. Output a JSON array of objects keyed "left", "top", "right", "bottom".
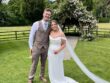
[
  {"left": 30, "top": 49, "right": 32, "bottom": 55},
  {"left": 28, "top": 49, "right": 32, "bottom": 59}
]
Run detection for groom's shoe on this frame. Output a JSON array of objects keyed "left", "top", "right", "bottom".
[
  {"left": 40, "top": 77, "right": 47, "bottom": 83},
  {"left": 28, "top": 80, "right": 33, "bottom": 83}
]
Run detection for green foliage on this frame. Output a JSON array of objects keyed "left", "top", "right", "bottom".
[
  {"left": 82, "top": 0, "right": 94, "bottom": 11},
  {"left": 0, "top": 4, "right": 9, "bottom": 25},
  {"left": 23, "top": 0, "right": 45, "bottom": 22},
  {"left": 98, "top": 18, "right": 110, "bottom": 23},
  {"left": 0, "top": 0, "right": 110, "bottom": 26},
  {"left": 0, "top": 0, "right": 29, "bottom": 26},
  {"left": 0, "top": 0, "right": 45, "bottom": 26},
  {"left": 80, "top": 0, "right": 110, "bottom": 22},
  {"left": 52, "top": 0, "right": 97, "bottom": 40},
  {"left": 53, "top": 0, "right": 96, "bottom": 24},
  {"left": 93, "top": 0, "right": 110, "bottom": 20},
  {"left": 0, "top": 0, "right": 2, "bottom": 4}
]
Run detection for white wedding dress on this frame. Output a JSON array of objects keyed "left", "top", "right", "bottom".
[{"left": 48, "top": 35, "right": 78, "bottom": 83}]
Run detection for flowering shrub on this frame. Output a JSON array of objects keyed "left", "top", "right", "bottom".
[{"left": 53, "top": 0, "right": 97, "bottom": 40}]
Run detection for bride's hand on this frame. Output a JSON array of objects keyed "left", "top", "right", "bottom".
[{"left": 54, "top": 50, "right": 60, "bottom": 54}]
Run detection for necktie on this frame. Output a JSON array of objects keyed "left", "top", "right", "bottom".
[{"left": 44, "top": 22, "right": 48, "bottom": 30}]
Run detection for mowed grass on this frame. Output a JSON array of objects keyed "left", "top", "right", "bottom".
[
  {"left": 0, "top": 40, "right": 92, "bottom": 83},
  {"left": 75, "top": 38, "right": 110, "bottom": 82},
  {"left": 0, "top": 38, "right": 110, "bottom": 83},
  {"left": 0, "top": 26, "right": 31, "bottom": 32},
  {"left": 0, "top": 23, "right": 110, "bottom": 31},
  {"left": 0, "top": 24, "right": 110, "bottom": 83},
  {"left": 0, "top": 40, "right": 50, "bottom": 83},
  {"left": 97, "top": 23, "right": 110, "bottom": 29}
]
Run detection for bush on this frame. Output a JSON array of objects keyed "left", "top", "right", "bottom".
[
  {"left": 65, "top": 32, "right": 81, "bottom": 36},
  {"left": 98, "top": 17, "right": 110, "bottom": 23},
  {"left": 0, "top": 11, "right": 30, "bottom": 26}
]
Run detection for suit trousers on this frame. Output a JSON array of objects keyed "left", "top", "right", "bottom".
[{"left": 28, "top": 46, "right": 48, "bottom": 80}]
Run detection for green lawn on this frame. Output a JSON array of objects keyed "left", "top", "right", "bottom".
[
  {"left": 0, "top": 38, "right": 110, "bottom": 83},
  {"left": 75, "top": 38, "right": 110, "bottom": 82},
  {"left": 0, "top": 23, "right": 110, "bottom": 31},
  {"left": 0, "top": 26, "right": 31, "bottom": 32},
  {"left": 97, "top": 23, "right": 110, "bottom": 29},
  {"left": 0, "top": 40, "right": 91, "bottom": 83},
  {"left": 0, "top": 25, "right": 110, "bottom": 83}
]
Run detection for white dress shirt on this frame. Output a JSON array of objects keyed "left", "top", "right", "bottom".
[{"left": 29, "top": 20, "right": 49, "bottom": 49}]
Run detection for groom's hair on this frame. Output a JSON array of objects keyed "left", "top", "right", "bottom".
[{"left": 44, "top": 8, "right": 52, "bottom": 14}]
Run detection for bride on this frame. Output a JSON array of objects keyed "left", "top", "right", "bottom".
[
  {"left": 48, "top": 20, "right": 110, "bottom": 83},
  {"left": 48, "top": 20, "right": 78, "bottom": 83}
]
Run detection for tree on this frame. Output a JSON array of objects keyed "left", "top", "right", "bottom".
[
  {"left": 92, "top": 0, "right": 110, "bottom": 22},
  {"left": 0, "top": 0, "right": 46, "bottom": 26},
  {"left": 81, "top": 0, "right": 93, "bottom": 11},
  {"left": 8, "top": 0, "right": 24, "bottom": 17},
  {"left": 53, "top": 0, "right": 97, "bottom": 40},
  {"left": 0, "top": 0, "right": 29, "bottom": 26},
  {"left": 0, "top": 4, "right": 11, "bottom": 26},
  {"left": 23, "top": 0, "right": 45, "bottom": 23}
]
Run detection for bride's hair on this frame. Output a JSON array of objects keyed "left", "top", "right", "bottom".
[
  {"left": 50, "top": 20, "right": 60, "bottom": 31},
  {"left": 50, "top": 20, "right": 58, "bottom": 25}
]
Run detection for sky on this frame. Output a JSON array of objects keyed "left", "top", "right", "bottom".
[
  {"left": 2, "top": 0, "right": 10, "bottom": 4},
  {"left": 49, "top": 0, "right": 56, "bottom": 2}
]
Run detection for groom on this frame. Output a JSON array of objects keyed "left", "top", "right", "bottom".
[{"left": 28, "top": 8, "right": 52, "bottom": 83}]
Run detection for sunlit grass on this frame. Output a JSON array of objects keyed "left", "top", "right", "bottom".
[
  {"left": 0, "top": 26, "right": 31, "bottom": 32},
  {"left": 75, "top": 38, "right": 110, "bottom": 82},
  {"left": 0, "top": 38, "right": 110, "bottom": 83},
  {"left": 97, "top": 23, "right": 110, "bottom": 29}
]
